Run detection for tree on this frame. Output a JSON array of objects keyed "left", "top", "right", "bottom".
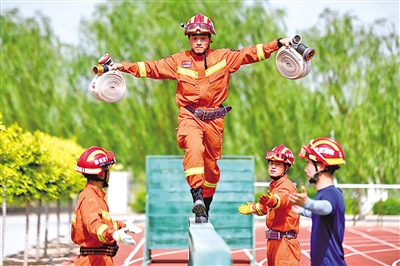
[
  {"left": 32, "top": 132, "right": 84, "bottom": 258},
  {"left": 1, "top": 1, "right": 399, "bottom": 191},
  {"left": 0, "top": 120, "right": 44, "bottom": 266},
  {"left": 0, "top": 115, "right": 85, "bottom": 263}
]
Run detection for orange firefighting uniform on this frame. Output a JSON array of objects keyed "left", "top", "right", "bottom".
[
  {"left": 252, "top": 175, "right": 301, "bottom": 265},
  {"left": 121, "top": 40, "right": 280, "bottom": 198},
  {"left": 71, "top": 183, "right": 125, "bottom": 266}
]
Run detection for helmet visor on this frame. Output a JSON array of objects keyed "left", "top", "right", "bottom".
[
  {"left": 186, "top": 23, "right": 213, "bottom": 34},
  {"left": 100, "top": 160, "right": 114, "bottom": 169},
  {"left": 99, "top": 151, "right": 115, "bottom": 169},
  {"left": 266, "top": 151, "right": 287, "bottom": 161},
  {"left": 299, "top": 142, "right": 321, "bottom": 162},
  {"left": 299, "top": 146, "right": 309, "bottom": 159}
]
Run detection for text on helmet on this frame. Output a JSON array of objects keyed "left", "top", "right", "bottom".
[
  {"left": 315, "top": 147, "right": 335, "bottom": 156},
  {"left": 94, "top": 156, "right": 108, "bottom": 166}
]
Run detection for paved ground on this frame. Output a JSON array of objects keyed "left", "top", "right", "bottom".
[
  {"left": 2, "top": 215, "right": 399, "bottom": 266},
  {"left": 109, "top": 216, "right": 400, "bottom": 266}
]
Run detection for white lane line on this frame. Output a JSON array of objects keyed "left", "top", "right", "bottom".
[
  {"left": 346, "top": 248, "right": 400, "bottom": 258},
  {"left": 243, "top": 248, "right": 254, "bottom": 260},
  {"left": 382, "top": 228, "right": 400, "bottom": 235},
  {"left": 124, "top": 248, "right": 189, "bottom": 265},
  {"left": 257, "top": 258, "right": 268, "bottom": 265},
  {"left": 392, "top": 259, "right": 400, "bottom": 266},
  {"left": 123, "top": 237, "right": 145, "bottom": 266},
  {"left": 343, "top": 243, "right": 389, "bottom": 266},
  {"left": 348, "top": 228, "right": 400, "bottom": 250},
  {"left": 301, "top": 249, "right": 311, "bottom": 259}
]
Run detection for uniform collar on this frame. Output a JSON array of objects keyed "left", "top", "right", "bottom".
[
  {"left": 86, "top": 182, "right": 106, "bottom": 198},
  {"left": 269, "top": 175, "right": 288, "bottom": 188},
  {"left": 190, "top": 48, "right": 212, "bottom": 58}
]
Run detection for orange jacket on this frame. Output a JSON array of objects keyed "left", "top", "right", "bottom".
[
  {"left": 121, "top": 41, "right": 279, "bottom": 108},
  {"left": 71, "top": 183, "right": 125, "bottom": 247},
  {"left": 265, "top": 176, "right": 300, "bottom": 234}
]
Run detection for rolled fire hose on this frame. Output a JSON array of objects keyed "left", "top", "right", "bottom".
[
  {"left": 275, "top": 46, "right": 312, "bottom": 80},
  {"left": 90, "top": 70, "right": 127, "bottom": 103}
]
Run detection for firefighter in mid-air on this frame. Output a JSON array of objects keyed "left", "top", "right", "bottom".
[{"left": 113, "top": 13, "right": 292, "bottom": 223}]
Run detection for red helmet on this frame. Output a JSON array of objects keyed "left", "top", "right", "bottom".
[
  {"left": 184, "top": 13, "right": 216, "bottom": 36},
  {"left": 299, "top": 137, "right": 345, "bottom": 166},
  {"left": 76, "top": 146, "right": 115, "bottom": 176},
  {"left": 265, "top": 145, "right": 295, "bottom": 166}
]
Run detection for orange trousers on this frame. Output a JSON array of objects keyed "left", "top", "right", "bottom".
[
  {"left": 74, "top": 254, "right": 114, "bottom": 266},
  {"left": 266, "top": 238, "right": 301, "bottom": 266},
  {"left": 176, "top": 107, "right": 224, "bottom": 198}
]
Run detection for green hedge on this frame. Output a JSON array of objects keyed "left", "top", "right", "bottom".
[
  {"left": 372, "top": 198, "right": 400, "bottom": 215},
  {"left": 345, "top": 198, "right": 359, "bottom": 215},
  {"left": 132, "top": 190, "right": 147, "bottom": 214}
]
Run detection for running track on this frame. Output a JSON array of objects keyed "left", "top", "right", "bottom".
[{"left": 108, "top": 221, "right": 400, "bottom": 266}]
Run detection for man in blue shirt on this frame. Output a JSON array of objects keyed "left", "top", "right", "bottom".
[{"left": 289, "top": 137, "right": 347, "bottom": 266}]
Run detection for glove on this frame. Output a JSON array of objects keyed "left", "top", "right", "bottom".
[
  {"left": 238, "top": 202, "right": 254, "bottom": 215},
  {"left": 259, "top": 191, "right": 278, "bottom": 208},
  {"left": 124, "top": 219, "right": 143, "bottom": 234},
  {"left": 112, "top": 229, "right": 136, "bottom": 245}
]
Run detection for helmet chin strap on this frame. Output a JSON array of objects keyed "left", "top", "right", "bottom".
[
  {"left": 191, "top": 37, "right": 210, "bottom": 69},
  {"left": 203, "top": 51, "right": 208, "bottom": 69},
  {"left": 309, "top": 173, "right": 318, "bottom": 184},
  {"left": 86, "top": 174, "right": 109, "bottom": 188},
  {"left": 309, "top": 161, "right": 326, "bottom": 184},
  {"left": 270, "top": 165, "right": 289, "bottom": 180},
  {"left": 193, "top": 48, "right": 209, "bottom": 69}
]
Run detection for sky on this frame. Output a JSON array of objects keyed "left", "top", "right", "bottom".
[{"left": 1, "top": 0, "right": 399, "bottom": 45}]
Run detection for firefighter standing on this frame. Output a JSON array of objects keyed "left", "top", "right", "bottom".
[
  {"left": 238, "top": 145, "right": 301, "bottom": 266},
  {"left": 289, "top": 138, "right": 347, "bottom": 266},
  {"left": 113, "top": 13, "right": 292, "bottom": 223},
  {"left": 71, "top": 146, "right": 142, "bottom": 266}
]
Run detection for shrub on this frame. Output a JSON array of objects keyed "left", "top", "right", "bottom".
[
  {"left": 372, "top": 198, "right": 400, "bottom": 215},
  {"left": 131, "top": 189, "right": 147, "bottom": 213},
  {"left": 345, "top": 198, "right": 359, "bottom": 214}
]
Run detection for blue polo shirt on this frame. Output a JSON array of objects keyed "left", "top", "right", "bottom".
[{"left": 311, "top": 185, "right": 347, "bottom": 266}]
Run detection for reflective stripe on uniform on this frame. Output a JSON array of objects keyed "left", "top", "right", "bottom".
[
  {"left": 256, "top": 44, "right": 265, "bottom": 61},
  {"left": 97, "top": 224, "right": 108, "bottom": 242},
  {"left": 177, "top": 67, "right": 198, "bottom": 78},
  {"left": 185, "top": 167, "right": 204, "bottom": 177},
  {"left": 204, "top": 180, "right": 217, "bottom": 188},
  {"left": 271, "top": 194, "right": 281, "bottom": 209},
  {"left": 102, "top": 209, "right": 111, "bottom": 220},
  {"left": 255, "top": 203, "right": 264, "bottom": 216},
  {"left": 112, "top": 219, "right": 118, "bottom": 229},
  {"left": 72, "top": 213, "right": 76, "bottom": 223},
  {"left": 205, "top": 59, "right": 226, "bottom": 76},
  {"left": 138, "top": 62, "right": 146, "bottom": 77}
]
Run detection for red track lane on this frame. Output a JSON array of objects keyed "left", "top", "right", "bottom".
[{"left": 101, "top": 222, "right": 400, "bottom": 266}]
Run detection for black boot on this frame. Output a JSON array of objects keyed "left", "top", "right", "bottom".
[
  {"left": 204, "top": 196, "right": 213, "bottom": 218},
  {"left": 190, "top": 187, "right": 208, "bottom": 223}
]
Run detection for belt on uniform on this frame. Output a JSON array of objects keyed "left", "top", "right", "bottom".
[
  {"left": 265, "top": 230, "right": 297, "bottom": 240},
  {"left": 185, "top": 105, "right": 232, "bottom": 120},
  {"left": 80, "top": 243, "right": 119, "bottom": 257}
]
